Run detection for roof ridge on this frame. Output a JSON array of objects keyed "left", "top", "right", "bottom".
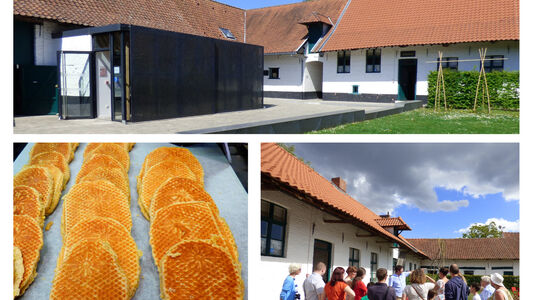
[
  {"left": 208, "top": 0, "right": 245, "bottom": 11},
  {"left": 247, "top": 0, "right": 322, "bottom": 11}
]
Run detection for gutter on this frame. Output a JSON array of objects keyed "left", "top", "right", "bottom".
[{"left": 317, "top": 0, "right": 352, "bottom": 52}]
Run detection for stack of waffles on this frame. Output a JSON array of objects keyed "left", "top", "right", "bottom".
[
  {"left": 13, "top": 143, "right": 78, "bottom": 297},
  {"left": 50, "top": 143, "right": 140, "bottom": 300},
  {"left": 137, "top": 147, "right": 244, "bottom": 299}
]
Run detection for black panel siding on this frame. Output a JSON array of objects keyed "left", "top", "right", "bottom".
[
  {"left": 323, "top": 93, "right": 428, "bottom": 104},
  {"left": 129, "top": 25, "right": 263, "bottom": 122}
]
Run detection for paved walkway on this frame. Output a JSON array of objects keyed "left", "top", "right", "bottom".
[{"left": 13, "top": 98, "right": 421, "bottom": 134}]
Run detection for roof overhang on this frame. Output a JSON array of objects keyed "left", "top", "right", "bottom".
[{"left": 262, "top": 173, "right": 428, "bottom": 259}]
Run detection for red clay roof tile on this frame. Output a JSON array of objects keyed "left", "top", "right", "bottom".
[
  {"left": 246, "top": 0, "right": 348, "bottom": 54},
  {"left": 14, "top": 0, "right": 246, "bottom": 42},
  {"left": 320, "top": 0, "right": 519, "bottom": 51},
  {"left": 407, "top": 232, "right": 519, "bottom": 260},
  {"left": 261, "top": 143, "right": 426, "bottom": 257},
  {"left": 375, "top": 217, "right": 412, "bottom": 231}
]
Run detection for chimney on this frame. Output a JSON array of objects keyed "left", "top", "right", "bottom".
[{"left": 331, "top": 177, "right": 346, "bottom": 192}]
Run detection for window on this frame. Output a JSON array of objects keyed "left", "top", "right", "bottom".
[
  {"left": 269, "top": 68, "right": 280, "bottom": 79},
  {"left": 337, "top": 51, "right": 351, "bottom": 73},
  {"left": 352, "top": 85, "right": 359, "bottom": 94},
  {"left": 409, "top": 262, "right": 412, "bottom": 271},
  {"left": 366, "top": 49, "right": 381, "bottom": 73},
  {"left": 401, "top": 51, "right": 416, "bottom": 57},
  {"left": 261, "top": 200, "right": 287, "bottom": 257},
  {"left": 503, "top": 271, "right": 513, "bottom": 276},
  {"left": 437, "top": 57, "right": 458, "bottom": 71},
  {"left": 370, "top": 252, "right": 378, "bottom": 282},
  {"left": 219, "top": 27, "right": 236, "bottom": 40},
  {"left": 464, "top": 271, "right": 474, "bottom": 275},
  {"left": 414, "top": 264, "right": 417, "bottom": 270},
  {"left": 393, "top": 258, "right": 398, "bottom": 270},
  {"left": 263, "top": 70, "right": 269, "bottom": 76},
  {"left": 349, "top": 248, "right": 360, "bottom": 267},
  {"left": 482, "top": 55, "right": 504, "bottom": 72}
]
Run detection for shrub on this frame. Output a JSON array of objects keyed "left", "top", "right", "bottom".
[{"left": 427, "top": 70, "right": 519, "bottom": 110}]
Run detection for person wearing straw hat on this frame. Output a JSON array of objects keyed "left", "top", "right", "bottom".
[{"left": 489, "top": 273, "right": 513, "bottom": 300}]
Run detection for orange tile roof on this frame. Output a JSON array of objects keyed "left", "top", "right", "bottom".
[
  {"left": 261, "top": 143, "right": 426, "bottom": 258},
  {"left": 407, "top": 232, "right": 519, "bottom": 260},
  {"left": 375, "top": 217, "right": 412, "bottom": 231},
  {"left": 13, "top": 0, "right": 246, "bottom": 42},
  {"left": 246, "top": 0, "right": 348, "bottom": 54},
  {"left": 320, "top": 0, "right": 519, "bottom": 51}
]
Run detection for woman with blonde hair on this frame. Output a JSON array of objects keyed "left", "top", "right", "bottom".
[
  {"left": 280, "top": 263, "right": 302, "bottom": 300},
  {"left": 403, "top": 269, "right": 436, "bottom": 300},
  {"left": 345, "top": 266, "right": 358, "bottom": 285}
]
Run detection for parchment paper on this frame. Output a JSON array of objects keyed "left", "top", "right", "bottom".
[{"left": 14, "top": 143, "right": 248, "bottom": 299}]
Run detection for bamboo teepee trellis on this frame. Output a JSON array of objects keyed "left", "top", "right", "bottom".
[{"left": 473, "top": 48, "right": 491, "bottom": 114}]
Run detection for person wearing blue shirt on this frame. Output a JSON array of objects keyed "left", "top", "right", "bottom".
[
  {"left": 281, "top": 263, "right": 302, "bottom": 300},
  {"left": 388, "top": 265, "right": 411, "bottom": 299},
  {"left": 479, "top": 276, "right": 495, "bottom": 300}
]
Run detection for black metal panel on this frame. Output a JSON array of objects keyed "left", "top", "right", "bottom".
[{"left": 129, "top": 25, "right": 263, "bottom": 122}]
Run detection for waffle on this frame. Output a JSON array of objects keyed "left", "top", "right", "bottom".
[
  {"left": 30, "top": 143, "right": 74, "bottom": 163},
  {"left": 50, "top": 239, "right": 129, "bottom": 300},
  {"left": 77, "top": 167, "right": 130, "bottom": 202},
  {"left": 61, "top": 217, "right": 140, "bottom": 297},
  {"left": 84, "top": 144, "right": 130, "bottom": 172},
  {"left": 13, "top": 215, "right": 43, "bottom": 296},
  {"left": 84, "top": 143, "right": 132, "bottom": 157},
  {"left": 39, "top": 164, "right": 64, "bottom": 216},
  {"left": 159, "top": 240, "right": 244, "bottom": 300},
  {"left": 14, "top": 185, "right": 44, "bottom": 227},
  {"left": 138, "top": 147, "right": 204, "bottom": 187},
  {"left": 14, "top": 166, "right": 53, "bottom": 213},
  {"left": 76, "top": 153, "right": 127, "bottom": 181},
  {"left": 61, "top": 180, "right": 131, "bottom": 237},
  {"left": 13, "top": 246, "right": 24, "bottom": 297},
  {"left": 150, "top": 177, "right": 218, "bottom": 219},
  {"left": 149, "top": 202, "right": 229, "bottom": 266},
  {"left": 29, "top": 151, "right": 70, "bottom": 187},
  {"left": 138, "top": 161, "right": 198, "bottom": 220}
]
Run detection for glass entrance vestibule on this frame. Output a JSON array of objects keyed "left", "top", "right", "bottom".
[{"left": 58, "top": 25, "right": 130, "bottom": 122}]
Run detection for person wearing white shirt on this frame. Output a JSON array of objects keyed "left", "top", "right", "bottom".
[
  {"left": 470, "top": 282, "right": 481, "bottom": 300},
  {"left": 479, "top": 276, "right": 495, "bottom": 300},
  {"left": 388, "top": 265, "right": 411, "bottom": 300},
  {"left": 303, "top": 262, "right": 327, "bottom": 300}
]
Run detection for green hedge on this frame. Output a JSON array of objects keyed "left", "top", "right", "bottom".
[
  {"left": 427, "top": 70, "right": 519, "bottom": 110},
  {"left": 406, "top": 274, "right": 519, "bottom": 291}
]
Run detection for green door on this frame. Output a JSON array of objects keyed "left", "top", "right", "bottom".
[{"left": 398, "top": 59, "right": 417, "bottom": 100}]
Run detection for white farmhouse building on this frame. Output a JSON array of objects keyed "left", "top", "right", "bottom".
[
  {"left": 247, "top": 0, "right": 519, "bottom": 102},
  {"left": 408, "top": 233, "right": 520, "bottom": 276},
  {"left": 261, "top": 143, "right": 427, "bottom": 299}
]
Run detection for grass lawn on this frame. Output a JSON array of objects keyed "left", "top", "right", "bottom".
[{"left": 310, "top": 108, "right": 519, "bottom": 134}]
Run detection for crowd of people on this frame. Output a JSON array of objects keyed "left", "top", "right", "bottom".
[{"left": 280, "top": 263, "right": 514, "bottom": 300}]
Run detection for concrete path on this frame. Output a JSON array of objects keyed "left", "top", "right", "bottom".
[{"left": 13, "top": 98, "right": 422, "bottom": 134}]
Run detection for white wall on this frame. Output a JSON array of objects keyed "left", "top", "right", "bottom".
[
  {"left": 322, "top": 41, "right": 519, "bottom": 97},
  {"left": 261, "top": 189, "right": 410, "bottom": 300},
  {"left": 61, "top": 35, "right": 92, "bottom": 52},
  {"left": 419, "top": 259, "right": 519, "bottom": 276},
  {"left": 34, "top": 21, "right": 63, "bottom": 66},
  {"left": 264, "top": 55, "right": 303, "bottom": 92}
]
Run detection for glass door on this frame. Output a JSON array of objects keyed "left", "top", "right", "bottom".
[{"left": 58, "top": 51, "right": 94, "bottom": 119}]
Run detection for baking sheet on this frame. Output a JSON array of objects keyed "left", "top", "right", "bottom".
[{"left": 14, "top": 143, "right": 248, "bottom": 299}]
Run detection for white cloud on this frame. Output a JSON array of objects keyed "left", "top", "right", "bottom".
[
  {"left": 456, "top": 218, "right": 520, "bottom": 234},
  {"left": 293, "top": 143, "right": 519, "bottom": 214}
]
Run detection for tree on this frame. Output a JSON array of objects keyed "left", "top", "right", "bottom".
[{"left": 462, "top": 221, "right": 503, "bottom": 238}]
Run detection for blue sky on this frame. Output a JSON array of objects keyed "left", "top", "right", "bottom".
[
  {"left": 290, "top": 143, "right": 520, "bottom": 239},
  {"left": 217, "top": 0, "right": 299, "bottom": 9}
]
